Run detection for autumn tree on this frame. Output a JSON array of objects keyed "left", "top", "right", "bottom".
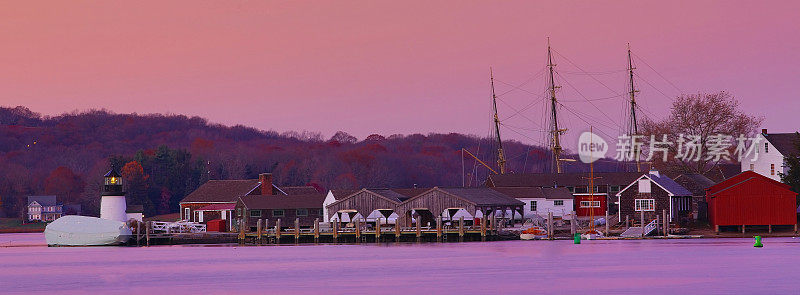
[
  {"left": 640, "top": 91, "right": 762, "bottom": 175},
  {"left": 44, "top": 167, "right": 86, "bottom": 204},
  {"left": 121, "top": 161, "right": 153, "bottom": 216}
]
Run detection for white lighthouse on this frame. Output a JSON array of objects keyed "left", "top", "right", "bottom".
[{"left": 99, "top": 169, "right": 128, "bottom": 222}]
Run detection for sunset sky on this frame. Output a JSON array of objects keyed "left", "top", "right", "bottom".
[{"left": 1, "top": 1, "right": 798, "bottom": 147}]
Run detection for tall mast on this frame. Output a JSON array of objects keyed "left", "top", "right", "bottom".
[
  {"left": 547, "top": 38, "right": 565, "bottom": 174},
  {"left": 490, "top": 68, "right": 506, "bottom": 174},
  {"left": 627, "top": 43, "right": 641, "bottom": 172}
]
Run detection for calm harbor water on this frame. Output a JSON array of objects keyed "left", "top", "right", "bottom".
[{"left": 1, "top": 233, "right": 798, "bottom": 294}]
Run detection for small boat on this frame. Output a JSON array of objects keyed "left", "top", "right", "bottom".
[
  {"left": 44, "top": 215, "right": 132, "bottom": 246},
  {"left": 580, "top": 229, "right": 605, "bottom": 240},
  {"left": 520, "top": 226, "right": 548, "bottom": 240}
]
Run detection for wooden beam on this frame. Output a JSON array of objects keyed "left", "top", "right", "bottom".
[
  {"left": 314, "top": 218, "right": 320, "bottom": 242},
  {"left": 275, "top": 218, "right": 281, "bottom": 242},
  {"left": 376, "top": 217, "right": 381, "bottom": 241},
  {"left": 257, "top": 219, "right": 263, "bottom": 244}
]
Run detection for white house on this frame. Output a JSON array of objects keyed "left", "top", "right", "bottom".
[
  {"left": 27, "top": 196, "right": 62, "bottom": 222},
  {"left": 741, "top": 129, "right": 799, "bottom": 182},
  {"left": 490, "top": 187, "right": 574, "bottom": 220}
]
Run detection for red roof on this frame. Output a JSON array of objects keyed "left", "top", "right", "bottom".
[{"left": 196, "top": 203, "right": 236, "bottom": 211}]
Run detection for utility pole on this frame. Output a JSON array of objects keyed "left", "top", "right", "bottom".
[
  {"left": 627, "top": 43, "right": 641, "bottom": 172},
  {"left": 490, "top": 68, "right": 506, "bottom": 174},
  {"left": 547, "top": 38, "right": 565, "bottom": 174}
]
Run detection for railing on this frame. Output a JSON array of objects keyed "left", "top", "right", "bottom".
[
  {"left": 643, "top": 219, "right": 658, "bottom": 236},
  {"left": 150, "top": 221, "right": 206, "bottom": 233}
]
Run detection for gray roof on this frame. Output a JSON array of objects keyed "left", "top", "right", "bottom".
[
  {"left": 648, "top": 173, "right": 693, "bottom": 196},
  {"left": 487, "top": 172, "right": 641, "bottom": 188},
  {"left": 490, "top": 187, "right": 573, "bottom": 200},
  {"left": 328, "top": 189, "right": 361, "bottom": 200},
  {"left": 674, "top": 173, "right": 716, "bottom": 196},
  {"left": 181, "top": 179, "right": 321, "bottom": 203},
  {"left": 368, "top": 189, "right": 411, "bottom": 203},
  {"left": 764, "top": 133, "right": 800, "bottom": 157},
  {"left": 28, "top": 196, "right": 58, "bottom": 207},
  {"left": 440, "top": 188, "right": 525, "bottom": 206}
]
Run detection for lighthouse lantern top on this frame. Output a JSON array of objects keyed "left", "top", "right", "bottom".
[{"left": 103, "top": 170, "right": 124, "bottom": 195}]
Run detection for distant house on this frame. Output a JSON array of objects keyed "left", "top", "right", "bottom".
[
  {"left": 179, "top": 173, "right": 318, "bottom": 230},
  {"left": 740, "top": 129, "right": 800, "bottom": 182},
  {"left": 27, "top": 196, "right": 62, "bottom": 222},
  {"left": 706, "top": 171, "right": 797, "bottom": 231},
  {"left": 489, "top": 187, "right": 574, "bottom": 220},
  {"left": 235, "top": 194, "right": 326, "bottom": 231},
  {"left": 673, "top": 173, "right": 716, "bottom": 221},
  {"left": 615, "top": 171, "right": 693, "bottom": 224},
  {"left": 486, "top": 172, "right": 641, "bottom": 217},
  {"left": 322, "top": 189, "right": 359, "bottom": 222},
  {"left": 62, "top": 204, "right": 83, "bottom": 216}
]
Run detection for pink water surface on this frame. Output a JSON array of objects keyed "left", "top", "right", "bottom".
[{"left": 1, "top": 233, "right": 798, "bottom": 294}]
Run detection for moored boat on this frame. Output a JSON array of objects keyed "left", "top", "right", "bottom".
[{"left": 44, "top": 215, "right": 131, "bottom": 246}]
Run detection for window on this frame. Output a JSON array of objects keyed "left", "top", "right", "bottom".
[
  {"left": 567, "top": 186, "right": 575, "bottom": 193},
  {"left": 635, "top": 199, "right": 655, "bottom": 211},
  {"left": 554, "top": 200, "right": 564, "bottom": 206},
  {"left": 184, "top": 208, "right": 191, "bottom": 220},
  {"left": 610, "top": 185, "right": 621, "bottom": 193},
  {"left": 249, "top": 210, "right": 261, "bottom": 218},
  {"left": 749, "top": 164, "right": 754, "bottom": 171},
  {"left": 765, "top": 142, "right": 769, "bottom": 153},
  {"left": 272, "top": 209, "right": 285, "bottom": 217},
  {"left": 580, "top": 201, "right": 600, "bottom": 208},
  {"left": 296, "top": 209, "right": 308, "bottom": 216},
  {"left": 530, "top": 201, "right": 538, "bottom": 211},
  {"left": 771, "top": 164, "right": 775, "bottom": 175},
  {"left": 236, "top": 208, "right": 242, "bottom": 217}
]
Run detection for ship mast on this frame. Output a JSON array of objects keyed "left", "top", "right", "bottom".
[
  {"left": 490, "top": 68, "right": 507, "bottom": 174},
  {"left": 627, "top": 43, "right": 641, "bottom": 172},
  {"left": 547, "top": 38, "right": 565, "bottom": 173}
]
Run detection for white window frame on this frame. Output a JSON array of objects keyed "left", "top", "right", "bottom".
[
  {"left": 635, "top": 199, "right": 655, "bottom": 212},
  {"left": 580, "top": 201, "right": 600, "bottom": 208},
  {"left": 184, "top": 208, "right": 191, "bottom": 220},
  {"left": 273, "top": 209, "right": 285, "bottom": 217},
  {"left": 250, "top": 210, "right": 262, "bottom": 218}
]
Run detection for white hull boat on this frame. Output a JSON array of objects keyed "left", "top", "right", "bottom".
[{"left": 45, "top": 215, "right": 132, "bottom": 246}]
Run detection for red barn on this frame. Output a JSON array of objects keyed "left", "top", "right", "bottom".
[
  {"left": 706, "top": 171, "right": 797, "bottom": 231},
  {"left": 574, "top": 193, "right": 607, "bottom": 217}
]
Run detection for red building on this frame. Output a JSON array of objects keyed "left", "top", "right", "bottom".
[
  {"left": 573, "top": 193, "right": 606, "bottom": 217},
  {"left": 706, "top": 171, "right": 797, "bottom": 230}
]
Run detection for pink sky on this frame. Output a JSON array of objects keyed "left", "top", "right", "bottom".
[{"left": 1, "top": 1, "right": 798, "bottom": 146}]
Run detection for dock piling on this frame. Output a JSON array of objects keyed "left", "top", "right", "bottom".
[
  {"left": 257, "top": 219, "right": 263, "bottom": 244},
  {"left": 136, "top": 221, "right": 141, "bottom": 247},
  {"left": 436, "top": 216, "right": 442, "bottom": 242},
  {"left": 375, "top": 217, "right": 381, "bottom": 242},
  {"left": 394, "top": 220, "right": 401, "bottom": 243},
  {"left": 294, "top": 218, "right": 300, "bottom": 243},
  {"left": 145, "top": 221, "right": 151, "bottom": 246},
  {"left": 662, "top": 209, "right": 668, "bottom": 236},
  {"left": 570, "top": 211, "right": 576, "bottom": 235},
  {"left": 604, "top": 210, "right": 609, "bottom": 236},
  {"left": 314, "top": 218, "right": 320, "bottom": 243},
  {"left": 547, "top": 212, "right": 553, "bottom": 240},
  {"left": 275, "top": 219, "right": 281, "bottom": 244},
  {"left": 355, "top": 219, "right": 361, "bottom": 242},
  {"left": 458, "top": 216, "right": 464, "bottom": 242}
]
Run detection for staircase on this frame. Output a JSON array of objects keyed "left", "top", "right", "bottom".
[{"left": 620, "top": 219, "right": 657, "bottom": 237}]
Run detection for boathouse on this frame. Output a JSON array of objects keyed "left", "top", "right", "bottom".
[
  {"left": 706, "top": 171, "right": 798, "bottom": 231},
  {"left": 235, "top": 194, "right": 326, "bottom": 231},
  {"left": 322, "top": 189, "right": 359, "bottom": 222},
  {"left": 673, "top": 173, "right": 716, "bottom": 221},
  {"left": 325, "top": 189, "right": 413, "bottom": 224},
  {"left": 615, "top": 170, "right": 693, "bottom": 223},
  {"left": 395, "top": 187, "right": 525, "bottom": 227}
]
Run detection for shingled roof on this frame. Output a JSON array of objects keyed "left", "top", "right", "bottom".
[
  {"left": 764, "top": 132, "right": 800, "bottom": 157},
  {"left": 238, "top": 194, "right": 326, "bottom": 209},
  {"left": 27, "top": 196, "right": 58, "bottom": 207},
  {"left": 674, "top": 173, "right": 716, "bottom": 196},
  {"left": 439, "top": 188, "right": 525, "bottom": 206},
  {"left": 180, "top": 180, "right": 260, "bottom": 203},
  {"left": 487, "top": 172, "right": 641, "bottom": 188},
  {"left": 490, "top": 187, "right": 573, "bottom": 200}
]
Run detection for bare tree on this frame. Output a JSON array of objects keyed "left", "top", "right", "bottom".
[{"left": 640, "top": 91, "right": 762, "bottom": 175}]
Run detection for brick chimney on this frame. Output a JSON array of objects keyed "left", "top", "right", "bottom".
[
  {"left": 259, "top": 173, "right": 273, "bottom": 195},
  {"left": 762, "top": 128, "right": 768, "bottom": 134}
]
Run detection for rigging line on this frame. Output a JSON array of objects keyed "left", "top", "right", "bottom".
[
  {"left": 495, "top": 96, "right": 545, "bottom": 128},
  {"left": 559, "top": 93, "right": 626, "bottom": 102},
  {"left": 556, "top": 101, "right": 618, "bottom": 139},
  {"left": 551, "top": 49, "right": 622, "bottom": 96},
  {"left": 634, "top": 104, "right": 659, "bottom": 121},
  {"left": 562, "top": 69, "right": 627, "bottom": 75},
  {"left": 555, "top": 71, "right": 624, "bottom": 129},
  {"left": 495, "top": 78, "right": 550, "bottom": 99},
  {"left": 499, "top": 122, "right": 548, "bottom": 133},
  {"left": 631, "top": 51, "right": 683, "bottom": 93},
  {"left": 500, "top": 124, "right": 546, "bottom": 146},
  {"left": 493, "top": 67, "right": 547, "bottom": 97},
  {"left": 634, "top": 72, "right": 674, "bottom": 101},
  {"left": 498, "top": 92, "right": 548, "bottom": 121}
]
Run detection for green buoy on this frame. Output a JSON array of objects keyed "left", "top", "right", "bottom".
[
  {"left": 754, "top": 236, "right": 763, "bottom": 248},
  {"left": 574, "top": 233, "right": 581, "bottom": 244}
]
